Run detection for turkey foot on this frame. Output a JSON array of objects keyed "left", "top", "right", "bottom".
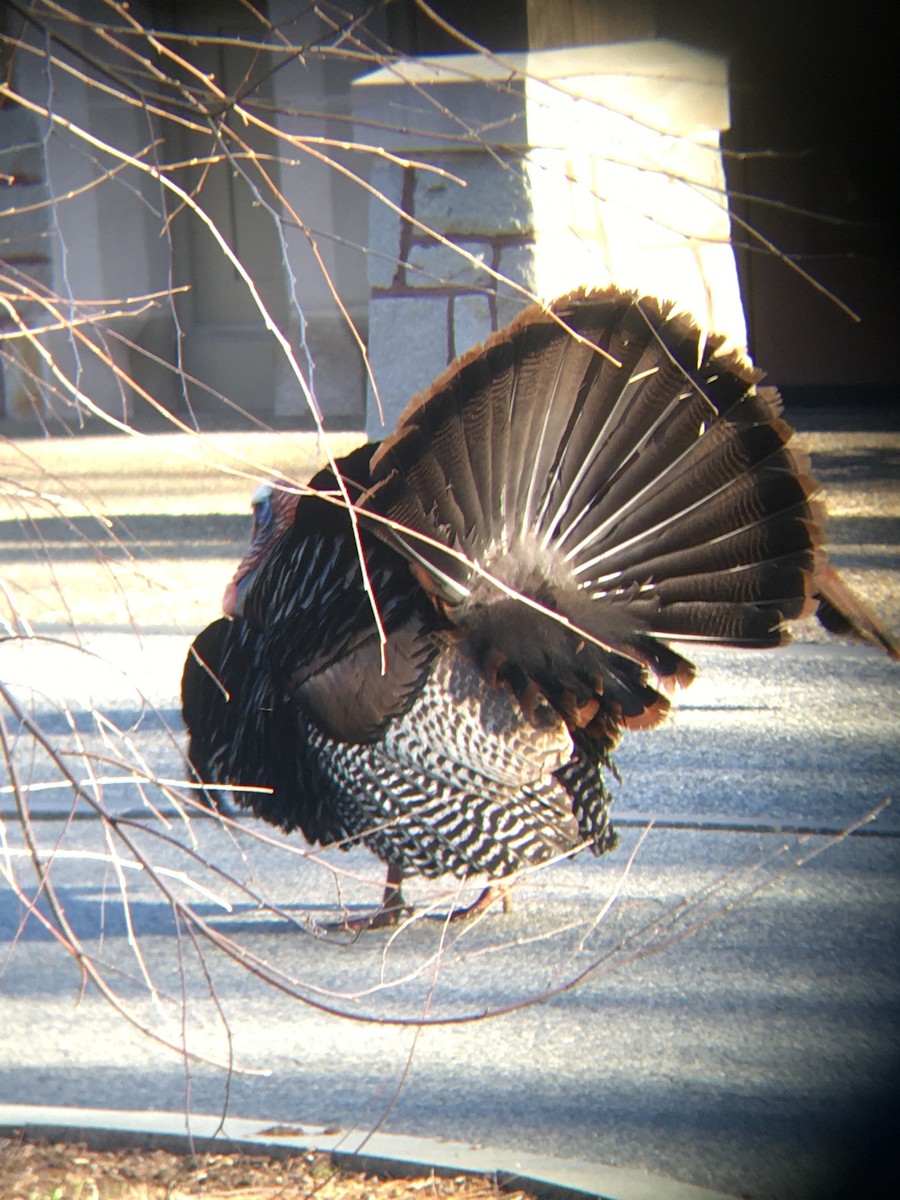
[
  {"left": 442, "top": 883, "right": 512, "bottom": 922},
  {"left": 334, "top": 864, "right": 410, "bottom": 932},
  {"left": 335, "top": 873, "right": 512, "bottom": 931}
]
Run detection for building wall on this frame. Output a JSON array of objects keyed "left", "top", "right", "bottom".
[{"left": 3, "top": 1, "right": 891, "bottom": 432}]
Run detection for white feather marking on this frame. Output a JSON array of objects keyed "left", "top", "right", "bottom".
[
  {"left": 538, "top": 369, "right": 644, "bottom": 552},
  {"left": 550, "top": 383, "right": 703, "bottom": 556},
  {"left": 629, "top": 366, "right": 661, "bottom": 384},
  {"left": 561, "top": 403, "right": 727, "bottom": 567},
  {"left": 520, "top": 339, "right": 576, "bottom": 535},
  {"left": 572, "top": 495, "right": 769, "bottom": 581}
]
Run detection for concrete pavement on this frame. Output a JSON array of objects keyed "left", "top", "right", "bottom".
[{"left": 1, "top": 406, "right": 898, "bottom": 1200}]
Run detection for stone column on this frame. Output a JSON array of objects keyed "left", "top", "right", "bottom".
[{"left": 353, "top": 41, "right": 745, "bottom": 438}]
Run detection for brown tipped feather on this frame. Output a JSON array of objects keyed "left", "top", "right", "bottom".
[{"left": 814, "top": 564, "right": 900, "bottom": 660}]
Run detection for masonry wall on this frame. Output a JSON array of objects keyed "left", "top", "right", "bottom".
[
  {"left": 356, "top": 41, "right": 744, "bottom": 439},
  {"left": 365, "top": 151, "right": 538, "bottom": 437}
]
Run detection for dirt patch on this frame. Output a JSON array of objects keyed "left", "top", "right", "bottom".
[{"left": 0, "top": 1136, "right": 537, "bottom": 1200}]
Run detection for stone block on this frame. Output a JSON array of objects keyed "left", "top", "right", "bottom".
[
  {"left": 0, "top": 107, "right": 47, "bottom": 181},
  {"left": 353, "top": 58, "right": 527, "bottom": 152},
  {"left": 452, "top": 293, "right": 493, "bottom": 359},
  {"left": 367, "top": 159, "right": 407, "bottom": 289},
  {"left": 0, "top": 107, "right": 54, "bottom": 290},
  {"left": 0, "top": 194, "right": 52, "bottom": 249},
  {"left": 366, "top": 295, "right": 450, "bottom": 437},
  {"left": 413, "top": 152, "right": 533, "bottom": 238},
  {"left": 406, "top": 239, "right": 492, "bottom": 290},
  {"left": 495, "top": 243, "right": 538, "bottom": 325}
]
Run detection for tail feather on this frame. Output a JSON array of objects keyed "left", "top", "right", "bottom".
[
  {"left": 645, "top": 557, "right": 815, "bottom": 610},
  {"left": 627, "top": 600, "right": 794, "bottom": 647},
  {"left": 550, "top": 385, "right": 711, "bottom": 546},
  {"left": 560, "top": 398, "right": 810, "bottom": 570},
  {"left": 570, "top": 402, "right": 795, "bottom": 553},
  {"left": 814, "top": 564, "right": 900, "bottom": 660},
  {"left": 523, "top": 303, "right": 698, "bottom": 536},
  {"left": 454, "top": 359, "right": 499, "bottom": 545},
  {"left": 572, "top": 471, "right": 818, "bottom": 586},
  {"left": 601, "top": 513, "right": 821, "bottom": 596},
  {"left": 516, "top": 335, "right": 602, "bottom": 533}
]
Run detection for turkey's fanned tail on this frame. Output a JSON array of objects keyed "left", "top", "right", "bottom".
[{"left": 366, "top": 288, "right": 824, "bottom": 748}]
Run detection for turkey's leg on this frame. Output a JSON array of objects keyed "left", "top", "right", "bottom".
[
  {"left": 338, "top": 863, "right": 408, "bottom": 931},
  {"left": 338, "top": 872, "right": 512, "bottom": 932}
]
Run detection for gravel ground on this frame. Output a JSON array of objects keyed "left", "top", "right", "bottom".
[{"left": 0, "top": 1136, "right": 538, "bottom": 1200}]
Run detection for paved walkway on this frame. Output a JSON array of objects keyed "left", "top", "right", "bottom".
[{"left": 1, "top": 408, "right": 897, "bottom": 1200}]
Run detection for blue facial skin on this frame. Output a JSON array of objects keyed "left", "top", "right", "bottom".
[{"left": 251, "top": 483, "right": 275, "bottom": 543}]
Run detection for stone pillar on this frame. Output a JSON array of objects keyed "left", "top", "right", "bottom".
[{"left": 354, "top": 41, "right": 745, "bottom": 439}]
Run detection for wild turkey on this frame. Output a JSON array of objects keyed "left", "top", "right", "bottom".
[{"left": 182, "top": 287, "right": 896, "bottom": 928}]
